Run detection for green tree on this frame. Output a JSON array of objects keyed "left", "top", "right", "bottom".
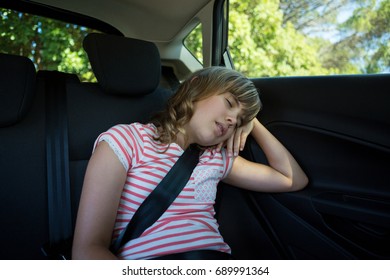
[
  {"left": 279, "top": 0, "right": 389, "bottom": 74},
  {"left": 338, "top": 0, "right": 390, "bottom": 73},
  {"left": 0, "top": 9, "right": 96, "bottom": 81},
  {"left": 229, "top": 0, "right": 329, "bottom": 77},
  {"left": 280, "top": 0, "right": 349, "bottom": 33},
  {"left": 228, "top": 0, "right": 389, "bottom": 76},
  {"left": 184, "top": 24, "right": 203, "bottom": 64}
]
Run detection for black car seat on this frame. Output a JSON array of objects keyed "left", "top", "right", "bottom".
[
  {"left": 0, "top": 53, "right": 49, "bottom": 259},
  {"left": 42, "top": 33, "right": 173, "bottom": 258},
  {"left": 67, "top": 33, "right": 173, "bottom": 229},
  {"left": 0, "top": 33, "right": 172, "bottom": 259}
]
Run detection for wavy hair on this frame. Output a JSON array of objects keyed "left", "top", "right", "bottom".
[{"left": 151, "top": 66, "right": 262, "bottom": 145}]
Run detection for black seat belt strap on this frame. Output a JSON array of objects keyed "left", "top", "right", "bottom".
[
  {"left": 111, "top": 144, "right": 200, "bottom": 253},
  {"left": 41, "top": 71, "right": 74, "bottom": 258}
]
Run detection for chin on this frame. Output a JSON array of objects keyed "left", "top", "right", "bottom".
[{"left": 196, "top": 133, "right": 225, "bottom": 147}]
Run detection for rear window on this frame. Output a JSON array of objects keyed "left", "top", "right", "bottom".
[{"left": 0, "top": 8, "right": 99, "bottom": 82}]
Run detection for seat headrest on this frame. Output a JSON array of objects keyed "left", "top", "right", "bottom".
[
  {"left": 0, "top": 53, "right": 36, "bottom": 127},
  {"left": 83, "top": 33, "right": 161, "bottom": 96}
]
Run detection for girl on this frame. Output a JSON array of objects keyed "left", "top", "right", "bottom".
[{"left": 72, "top": 66, "right": 308, "bottom": 260}]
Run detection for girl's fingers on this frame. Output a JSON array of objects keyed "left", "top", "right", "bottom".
[
  {"left": 226, "top": 132, "right": 234, "bottom": 157},
  {"left": 216, "top": 141, "right": 224, "bottom": 152},
  {"left": 233, "top": 127, "right": 243, "bottom": 156},
  {"left": 240, "top": 133, "right": 248, "bottom": 151},
  {"left": 224, "top": 120, "right": 255, "bottom": 157}
]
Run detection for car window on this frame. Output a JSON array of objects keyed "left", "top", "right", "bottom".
[
  {"left": 0, "top": 8, "right": 99, "bottom": 82},
  {"left": 184, "top": 23, "right": 204, "bottom": 65},
  {"left": 227, "top": 0, "right": 389, "bottom": 77}
]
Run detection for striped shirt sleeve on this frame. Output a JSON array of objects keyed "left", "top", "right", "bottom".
[
  {"left": 221, "top": 148, "right": 234, "bottom": 179},
  {"left": 93, "top": 123, "right": 145, "bottom": 171}
]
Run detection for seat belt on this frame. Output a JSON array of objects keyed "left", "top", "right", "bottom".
[
  {"left": 110, "top": 144, "right": 200, "bottom": 254},
  {"left": 40, "top": 71, "right": 75, "bottom": 259}
]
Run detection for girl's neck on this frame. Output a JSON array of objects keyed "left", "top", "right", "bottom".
[
  {"left": 155, "top": 125, "right": 190, "bottom": 150},
  {"left": 175, "top": 132, "right": 191, "bottom": 150}
]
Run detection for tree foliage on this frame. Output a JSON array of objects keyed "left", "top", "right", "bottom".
[
  {"left": 229, "top": 0, "right": 330, "bottom": 76},
  {"left": 0, "top": 9, "right": 97, "bottom": 81},
  {"left": 1, "top": 1, "right": 389, "bottom": 79},
  {"left": 280, "top": 0, "right": 349, "bottom": 33},
  {"left": 338, "top": 0, "right": 390, "bottom": 73},
  {"left": 283, "top": 0, "right": 390, "bottom": 74},
  {"left": 184, "top": 24, "right": 204, "bottom": 64},
  {"left": 226, "top": 0, "right": 389, "bottom": 77}
]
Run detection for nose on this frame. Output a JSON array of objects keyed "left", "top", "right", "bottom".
[{"left": 226, "top": 115, "right": 237, "bottom": 127}]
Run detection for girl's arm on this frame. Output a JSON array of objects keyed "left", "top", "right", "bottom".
[
  {"left": 72, "top": 141, "right": 127, "bottom": 259},
  {"left": 223, "top": 118, "right": 308, "bottom": 192}
]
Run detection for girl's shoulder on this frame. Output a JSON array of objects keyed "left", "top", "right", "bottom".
[
  {"left": 135, "top": 122, "right": 159, "bottom": 138},
  {"left": 108, "top": 122, "right": 158, "bottom": 139},
  {"left": 96, "top": 123, "right": 161, "bottom": 170}
]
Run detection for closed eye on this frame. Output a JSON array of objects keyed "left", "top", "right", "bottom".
[{"left": 225, "top": 98, "right": 233, "bottom": 108}]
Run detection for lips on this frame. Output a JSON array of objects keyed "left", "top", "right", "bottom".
[{"left": 216, "top": 122, "right": 227, "bottom": 137}]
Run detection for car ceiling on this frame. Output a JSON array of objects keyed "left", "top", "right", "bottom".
[{"left": 32, "top": 0, "right": 213, "bottom": 42}]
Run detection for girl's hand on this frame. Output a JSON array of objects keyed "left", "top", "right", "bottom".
[{"left": 217, "top": 119, "right": 255, "bottom": 157}]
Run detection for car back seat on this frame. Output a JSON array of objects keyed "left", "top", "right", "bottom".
[
  {"left": 67, "top": 32, "right": 172, "bottom": 228},
  {"left": 0, "top": 53, "right": 49, "bottom": 259},
  {"left": 0, "top": 33, "right": 172, "bottom": 259}
]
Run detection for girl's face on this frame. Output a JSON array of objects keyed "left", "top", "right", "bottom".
[{"left": 186, "top": 92, "right": 243, "bottom": 147}]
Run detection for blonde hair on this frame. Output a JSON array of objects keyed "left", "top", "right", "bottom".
[{"left": 151, "top": 66, "right": 262, "bottom": 144}]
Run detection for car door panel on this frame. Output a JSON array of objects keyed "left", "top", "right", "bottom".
[{"left": 216, "top": 74, "right": 390, "bottom": 259}]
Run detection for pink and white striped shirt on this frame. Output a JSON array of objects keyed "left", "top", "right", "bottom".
[{"left": 95, "top": 122, "right": 234, "bottom": 259}]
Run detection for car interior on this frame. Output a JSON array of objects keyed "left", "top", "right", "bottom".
[{"left": 0, "top": 0, "right": 389, "bottom": 260}]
